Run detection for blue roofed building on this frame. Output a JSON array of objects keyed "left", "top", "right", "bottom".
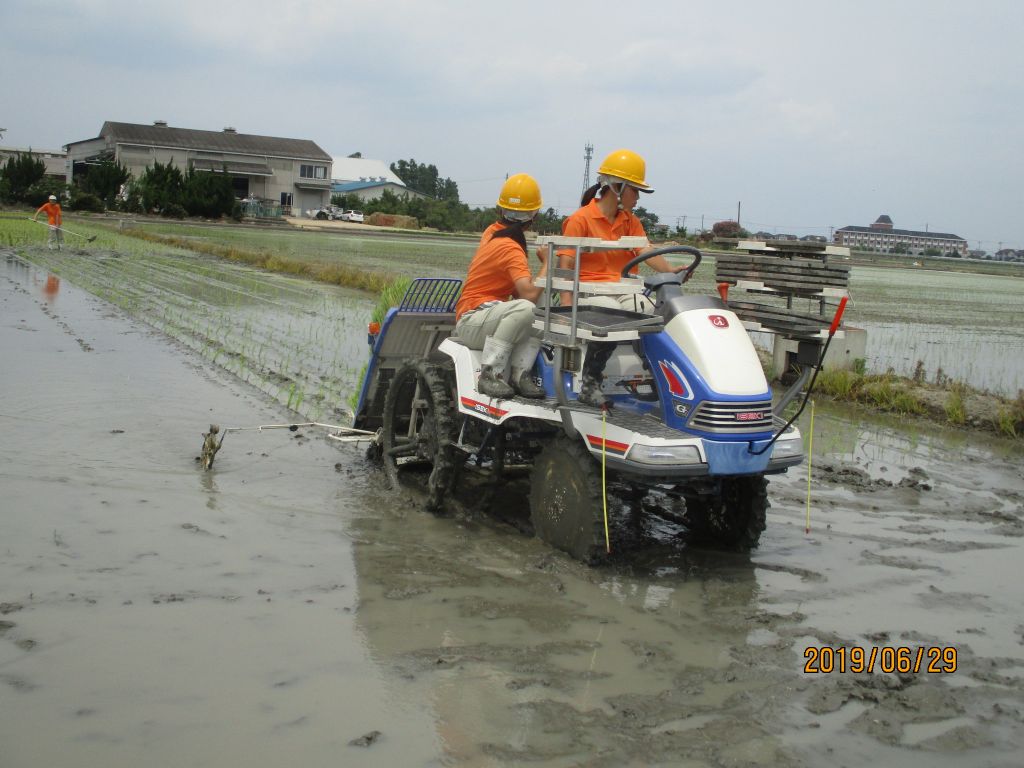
[{"left": 330, "top": 156, "right": 431, "bottom": 202}]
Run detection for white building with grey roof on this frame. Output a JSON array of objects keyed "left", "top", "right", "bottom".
[{"left": 66, "top": 121, "right": 333, "bottom": 215}]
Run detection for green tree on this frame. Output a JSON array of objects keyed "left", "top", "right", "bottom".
[
  {"left": 712, "top": 220, "right": 749, "bottom": 239},
  {"left": 182, "top": 165, "right": 235, "bottom": 218},
  {"left": 138, "top": 159, "right": 184, "bottom": 213},
  {"left": 1, "top": 151, "right": 46, "bottom": 202},
  {"left": 331, "top": 192, "right": 363, "bottom": 210},
  {"left": 533, "top": 207, "right": 563, "bottom": 235},
  {"left": 633, "top": 206, "right": 660, "bottom": 232},
  {"left": 24, "top": 177, "right": 67, "bottom": 207},
  {"left": 390, "top": 158, "right": 460, "bottom": 201},
  {"left": 77, "top": 158, "right": 131, "bottom": 208}
]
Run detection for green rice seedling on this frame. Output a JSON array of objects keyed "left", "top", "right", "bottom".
[
  {"left": 371, "top": 277, "right": 413, "bottom": 324},
  {"left": 944, "top": 382, "right": 967, "bottom": 425}
]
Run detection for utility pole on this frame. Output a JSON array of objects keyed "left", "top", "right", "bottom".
[
  {"left": 700, "top": 214, "right": 705, "bottom": 233},
  {"left": 737, "top": 201, "right": 741, "bottom": 226},
  {"left": 581, "top": 142, "right": 594, "bottom": 197}
]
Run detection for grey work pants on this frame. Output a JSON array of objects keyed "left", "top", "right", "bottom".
[{"left": 455, "top": 299, "right": 537, "bottom": 350}]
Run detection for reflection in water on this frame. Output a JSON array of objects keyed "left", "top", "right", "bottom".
[
  {"left": 42, "top": 273, "right": 60, "bottom": 300},
  {"left": 199, "top": 466, "right": 219, "bottom": 510}
]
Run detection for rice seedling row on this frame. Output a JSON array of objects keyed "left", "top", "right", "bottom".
[{"left": 19, "top": 243, "right": 372, "bottom": 423}]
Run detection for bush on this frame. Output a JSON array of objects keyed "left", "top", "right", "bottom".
[
  {"left": 139, "top": 159, "right": 184, "bottom": 213},
  {"left": 23, "top": 178, "right": 68, "bottom": 207},
  {"left": 182, "top": 166, "right": 235, "bottom": 218},
  {"left": 162, "top": 203, "right": 188, "bottom": 219},
  {"left": 77, "top": 159, "right": 130, "bottom": 207},
  {"left": 944, "top": 383, "right": 967, "bottom": 425},
  {"left": 712, "top": 220, "right": 749, "bottom": 239},
  {"left": 69, "top": 192, "right": 105, "bottom": 212}
]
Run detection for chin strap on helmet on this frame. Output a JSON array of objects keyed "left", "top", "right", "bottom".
[{"left": 596, "top": 174, "right": 629, "bottom": 210}]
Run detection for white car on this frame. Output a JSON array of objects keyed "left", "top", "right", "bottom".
[{"left": 341, "top": 210, "right": 364, "bottom": 223}]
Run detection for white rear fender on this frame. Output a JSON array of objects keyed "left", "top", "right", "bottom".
[{"left": 664, "top": 309, "right": 768, "bottom": 396}]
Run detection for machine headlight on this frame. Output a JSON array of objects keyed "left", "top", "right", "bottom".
[
  {"left": 628, "top": 444, "right": 703, "bottom": 466},
  {"left": 771, "top": 436, "right": 804, "bottom": 459}
]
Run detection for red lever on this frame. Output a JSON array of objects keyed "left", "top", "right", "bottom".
[{"left": 828, "top": 297, "right": 849, "bottom": 336}]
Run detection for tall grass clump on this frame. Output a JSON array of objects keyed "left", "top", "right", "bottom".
[
  {"left": 994, "top": 390, "right": 1024, "bottom": 437},
  {"left": 944, "top": 382, "right": 967, "bottom": 425},
  {"left": 816, "top": 368, "right": 858, "bottom": 399}
]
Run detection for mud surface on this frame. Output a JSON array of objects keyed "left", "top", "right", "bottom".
[{"left": 2, "top": 251, "right": 1023, "bottom": 767}]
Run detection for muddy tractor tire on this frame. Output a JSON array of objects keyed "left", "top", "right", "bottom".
[
  {"left": 678, "top": 475, "right": 769, "bottom": 550},
  {"left": 529, "top": 435, "right": 608, "bottom": 564},
  {"left": 381, "top": 359, "right": 459, "bottom": 513}
]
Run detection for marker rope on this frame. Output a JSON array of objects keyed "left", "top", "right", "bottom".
[
  {"left": 805, "top": 400, "right": 815, "bottom": 534},
  {"left": 602, "top": 407, "right": 611, "bottom": 554}
]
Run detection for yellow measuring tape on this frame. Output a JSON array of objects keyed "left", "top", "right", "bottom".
[
  {"left": 805, "top": 399, "right": 815, "bottom": 534},
  {"left": 602, "top": 406, "right": 611, "bottom": 553}
]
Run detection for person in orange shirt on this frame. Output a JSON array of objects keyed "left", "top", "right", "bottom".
[
  {"left": 33, "top": 194, "right": 64, "bottom": 250},
  {"left": 455, "top": 174, "right": 549, "bottom": 399},
  {"left": 558, "top": 149, "right": 683, "bottom": 406},
  {"left": 558, "top": 148, "right": 680, "bottom": 309}
]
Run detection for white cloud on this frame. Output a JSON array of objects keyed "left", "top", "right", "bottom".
[{"left": 2, "top": 0, "right": 1022, "bottom": 247}]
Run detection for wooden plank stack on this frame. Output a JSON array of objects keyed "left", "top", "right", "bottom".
[{"left": 713, "top": 239, "right": 851, "bottom": 339}]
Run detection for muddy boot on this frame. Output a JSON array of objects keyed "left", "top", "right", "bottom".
[
  {"left": 578, "top": 342, "right": 615, "bottom": 408},
  {"left": 510, "top": 338, "right": 545, "bottom": 399},
  {"left": 478, "top": 337, "right": 515, "bottom": 399},
  {"left": 513, "top": 370, "right": 545, "bottom": 398}
]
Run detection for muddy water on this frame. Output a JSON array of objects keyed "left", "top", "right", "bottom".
[
  {"left": 3, "top": 250, "right": 1024, "bottom": 767},
  {"left": 845, "top": 266, "right": 1024, "bottom": 395}
]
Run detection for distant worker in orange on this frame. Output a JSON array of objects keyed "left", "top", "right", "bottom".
[
  {"left": 455, "top": 174, "right": 549, "bottom": 400},
  {"left": 33, "top": 194, "right": 63, "bottom": 250}
]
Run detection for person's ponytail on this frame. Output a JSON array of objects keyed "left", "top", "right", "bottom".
[
  {"left": 491, "top": 220, "right": 528, "bottom": 252},
  {"left": 580, "top": 182, "right": 603, "bottom": 207}
]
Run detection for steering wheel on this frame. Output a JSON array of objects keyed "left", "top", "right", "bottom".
[{"left": 620, "top": 245, "right": 703, "bottom": 284}]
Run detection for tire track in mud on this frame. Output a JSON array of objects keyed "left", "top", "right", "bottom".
[{"left": 17, "top": 246, "right": 373, "bottom": 423}]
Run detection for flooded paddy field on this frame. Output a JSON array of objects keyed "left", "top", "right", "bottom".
[
  {"left": 96, "top": 218, "right": 1024, "bottom": 396},
  {"left": 3, "top": 243, "right": 1024, "bottom": 767},
  {"left": 16, "top": 215, "right": 1022, "bottom": 396},
  {"left": 845, "top": 266, "right": 1024, "bottom": 397}
]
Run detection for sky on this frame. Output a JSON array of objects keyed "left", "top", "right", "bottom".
[{"left": 2, "top": 0, "right": 1022, "bottom": 251}]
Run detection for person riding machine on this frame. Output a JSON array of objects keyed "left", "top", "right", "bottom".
[{"left": 453, "top": 173, "right": 549, "bottom": 400}]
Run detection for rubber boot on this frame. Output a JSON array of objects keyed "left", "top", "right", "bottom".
[
  {"left": 478, "top": 336, "right": 515, "bottom": 399},
  {"left": 578, "top": 342, "right": 615, "bottom": 408},
  {"left": 510, "top": 338, "right": 545, "bottom": 399}
]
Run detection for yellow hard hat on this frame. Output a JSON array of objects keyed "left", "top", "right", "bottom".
[
  {"left": 597, "top": 148, "right": 653, "bottom": 192},
  {"left": 497, "top": 173, "right": 542, "bottom": 212}
]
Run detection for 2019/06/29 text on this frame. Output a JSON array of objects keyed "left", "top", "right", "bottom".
[{"left": 803, "top": 646, "right": 958, "bottom": 674}]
